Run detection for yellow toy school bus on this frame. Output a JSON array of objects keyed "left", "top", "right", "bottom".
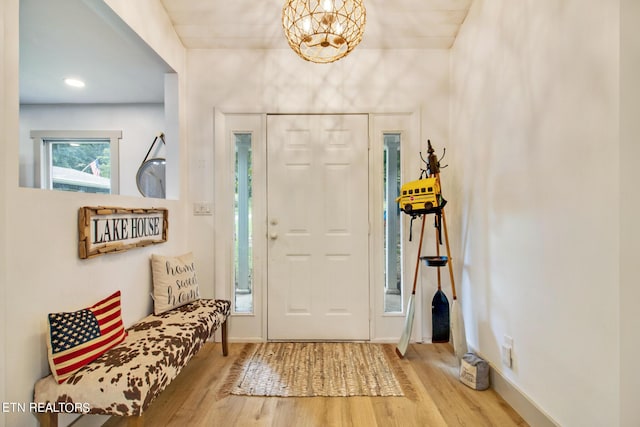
[{"left": 396, "top": 177, "right": 442, "bottom": 214}]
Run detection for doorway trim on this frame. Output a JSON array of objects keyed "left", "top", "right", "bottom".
[{"left": 215, "top": 111, "right": 422, "bottom": 343}]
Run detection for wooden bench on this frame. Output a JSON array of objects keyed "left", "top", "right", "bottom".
[{"left": 34, "top": 298, "right": 231, "bottom": 427}]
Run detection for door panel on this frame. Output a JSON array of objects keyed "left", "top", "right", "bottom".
[{"left": 267, "top": 114, "right": 369, "bottom": 340}]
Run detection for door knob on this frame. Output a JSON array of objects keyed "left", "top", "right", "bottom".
[{"left": 270, "top": 232, "right": 278, "bottom": 240}]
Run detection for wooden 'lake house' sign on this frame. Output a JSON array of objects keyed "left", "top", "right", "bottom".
[{"left": 78, "top": 206, "right": 168, "bottom": 259}]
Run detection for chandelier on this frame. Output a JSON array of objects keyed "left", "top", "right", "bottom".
[{"left": 282, "top": 0, "right": 366, "bottom": 64}]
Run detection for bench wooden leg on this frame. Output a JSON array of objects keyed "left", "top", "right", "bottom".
[
  {"left": 126, "top": 414, "right": 144, "bottom": 427},
  {"left": 36, "top": 412, "right": 58, "bottom": 427},
  {"left": 221, "top": 319, "right": 228, "bottom": 356}
]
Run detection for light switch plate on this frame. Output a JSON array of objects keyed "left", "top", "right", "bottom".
[{"left": 193, "top": 202, "right": 213, "bottom": 216}]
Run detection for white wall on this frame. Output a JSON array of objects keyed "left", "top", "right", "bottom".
[
  {"left": 450, "top": 1, "right": 620, "bottom": 426},
  {"left": 0, "top": 1, "right": 16, "bottom": 426},
  {"left": 19, "top": 103, "right": 165, "bottom": 196},
  {"left": 1, "top": 1, "right": 187, "bottom": 426},
  {"left": 620, "top": 1, "right": 640, "bottom": 426},
  {"left": 185, "top": 48, "right": 451, "bottom": 339}
]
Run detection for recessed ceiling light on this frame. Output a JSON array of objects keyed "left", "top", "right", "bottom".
[{"left": 64, "top": 78, "right": 85, "bottom": 88}]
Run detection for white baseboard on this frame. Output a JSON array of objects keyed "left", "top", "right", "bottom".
[
  {"left": 490, "top": 366, "right": 559, "bottom": 427},
  {"left": 464, "top": 345, "right": 558, "bottom": 426}
]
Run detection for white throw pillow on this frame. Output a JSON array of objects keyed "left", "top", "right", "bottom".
[{"left": 151, "top": 252, "right": 200, "bottom": 315}]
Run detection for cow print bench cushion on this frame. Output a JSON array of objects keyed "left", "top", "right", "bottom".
[{"left": 34, "top": 298, "right": 231, "bottom": 417}]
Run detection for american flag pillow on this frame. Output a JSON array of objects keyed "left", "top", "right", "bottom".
[{"left": 46, "top": 290, "right": 127, "bottom": 384}]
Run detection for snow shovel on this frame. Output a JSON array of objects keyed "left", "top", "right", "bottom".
[
  {"left": 431, "top": 215, "right": 450, "bottom": 343},
  {"left": 396, "top": 214, "right": 426, "bottom": 358}
]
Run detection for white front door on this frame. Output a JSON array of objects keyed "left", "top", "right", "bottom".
[{"left": 267, "top": 114, "right": 370, "bottom": 340}]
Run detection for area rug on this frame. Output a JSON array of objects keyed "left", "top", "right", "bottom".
[{"left": 222, "top": 342, "right": 412, "bottom": 397}]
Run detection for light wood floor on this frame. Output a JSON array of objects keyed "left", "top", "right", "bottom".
[{"left": 103, "top": 342, "right": 527, "bottom": 427}]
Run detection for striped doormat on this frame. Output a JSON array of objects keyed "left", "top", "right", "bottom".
[{"left": 221, "top": 342, "right": 412, "bottom": 397}]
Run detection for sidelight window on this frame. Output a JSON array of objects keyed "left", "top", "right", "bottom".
[
  {"left": 234, "top": 133, "right": 253, "bottom": 313},
  {"left": 383, "top": 133, "right": 402, "bottom": 313}
]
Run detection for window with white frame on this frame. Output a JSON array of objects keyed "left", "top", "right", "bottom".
[{"left": 30, "top": 130, "right": 121, "bottom": 194}]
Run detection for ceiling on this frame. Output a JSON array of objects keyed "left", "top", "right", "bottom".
[
  {"left": 161, "top": 0, "right": 472, "bottom": 50},
  {"left": 19, "top": 0, "right": 471, "bottom": 104},
  {"left": 19, "top": 0, "right": 173, "bottom": 104}
]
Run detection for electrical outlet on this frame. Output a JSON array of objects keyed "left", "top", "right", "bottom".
[
  {"left": 501, "top": 344, "right": 512, "bottom": 367},
  {"left": 502, "top": 335, "right": 513, "bottom": 368},
  {"left": 193, "top": 202, "right": 213, "bottom": 216}
]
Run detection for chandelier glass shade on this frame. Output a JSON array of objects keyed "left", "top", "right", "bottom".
[{"left": 282, "top": 0, "right": 366, "bottom": 64}]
